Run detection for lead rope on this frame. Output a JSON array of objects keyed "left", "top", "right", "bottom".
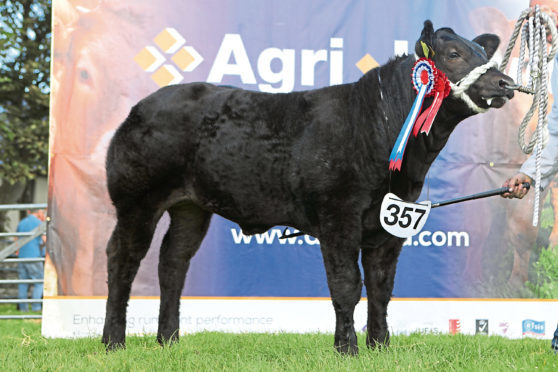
[{"left": 499, "top": 5, "right": 558, "bottom": 226}]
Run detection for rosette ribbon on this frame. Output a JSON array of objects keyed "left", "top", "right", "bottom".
[{"left": 388, "top": 58, "right": 451, "bottom": 171}]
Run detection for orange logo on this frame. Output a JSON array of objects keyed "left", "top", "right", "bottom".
[{"left": 135, "top": 28, "right": 204, "bottom": 87}]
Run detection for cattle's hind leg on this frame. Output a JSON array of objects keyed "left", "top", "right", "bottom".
[
  {"left": 319, "top": 218, "right": 362, "bottom": 355},
  {"left": 102, "top": 206, "right": 159, "bottom": 350},
  {"left": 157, "top": 203, "right": 211, "bottom": 345}
]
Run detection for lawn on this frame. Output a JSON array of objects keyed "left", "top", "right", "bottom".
[{"left": 1, "top": 304, "right": 557, "bottom": 371}]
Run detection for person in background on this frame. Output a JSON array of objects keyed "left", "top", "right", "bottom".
[
  {"left": 16, "top": 209, "right": 46, "bottom": 312},
  {"left": 502, "top": 0, "right": 558, "bottom": 354}
]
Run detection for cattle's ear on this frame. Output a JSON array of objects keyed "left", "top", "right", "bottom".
[
  {"left": 415, "top": 20, "right": 435, "bottom": 58},
  {"left": 473, "top": 34, "right": 500, "bottom": 60}
]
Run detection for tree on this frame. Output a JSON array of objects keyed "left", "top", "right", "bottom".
[{"left": 0, "top": 0, "right": 51, "bottom": 228}]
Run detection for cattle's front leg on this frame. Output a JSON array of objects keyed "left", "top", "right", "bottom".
[
  {"left": 361, "top": 237, "right": 403, "bottom": 349},
  {"left": 319, "top": 222, "right": 362, "bottom": 355}
]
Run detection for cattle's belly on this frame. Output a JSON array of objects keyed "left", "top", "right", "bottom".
[
  {"left": 193, "top": 126, "right": 295, "bottom": 228},
  {"left": 196, "top": 181, "right": 294, "bottom": 232}
]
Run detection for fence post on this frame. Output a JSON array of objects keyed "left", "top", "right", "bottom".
[{"left": 0, "top": 203, "right": 47, "bottom": 319}]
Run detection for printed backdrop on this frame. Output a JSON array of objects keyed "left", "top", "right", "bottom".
[{"left": 44, "top": 0, "right": 558, "bottom": 338}]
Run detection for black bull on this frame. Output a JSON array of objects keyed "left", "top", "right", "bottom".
[{"left": 102, "top": 21, "right": 515, "bottom": 354}]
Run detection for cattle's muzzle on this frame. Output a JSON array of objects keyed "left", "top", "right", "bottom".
[{"left": 479, "top": 70, "right": 515, "bottom": 109}]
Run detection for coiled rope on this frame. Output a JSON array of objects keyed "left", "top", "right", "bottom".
[{"left": 498, "top": 5, "right": 558, "bottom": 226}]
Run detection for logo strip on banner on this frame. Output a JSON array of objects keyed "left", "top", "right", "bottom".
[
  {"left": 135, "top": 30, "right": 410, "bottom": 91},
  {"left": 42, "top": 298, "right": 558, "bottom": 339}
]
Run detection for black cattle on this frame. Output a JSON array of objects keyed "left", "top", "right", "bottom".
[{"left": 102, "top": 21, "right": 515, "bottom": 354}]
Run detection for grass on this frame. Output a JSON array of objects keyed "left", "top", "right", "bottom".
[{"left": 0, "top": 304, "right": 557, "bottom": 371}]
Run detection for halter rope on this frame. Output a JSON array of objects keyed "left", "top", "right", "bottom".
[{"left": 499, "top": 5, "right": 558, "bottom": 226}]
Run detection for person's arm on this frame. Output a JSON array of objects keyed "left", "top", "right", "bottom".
[
  {"left": 503, "top": 124, "right": 558, "bottom": 198},
  {"left": 502, "top": 48, "right": 558, "bottom": 198},
  {"left": 41, "top": 234, "right": 46, "bottom": 257},
  {"left": 14, "top": 221, "right": 21, "bottom": 256}
]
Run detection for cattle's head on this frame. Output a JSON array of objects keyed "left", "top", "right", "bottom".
[{"left": 415, "top": 20, "right": 515, "bottom": 111}]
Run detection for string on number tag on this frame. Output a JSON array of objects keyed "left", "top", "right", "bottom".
[
  {"left": 380, "top": 193, "right": 431, "bottom": 238},
  {"left": 388, "top": 57, "right": 451, "bottom": 171}
]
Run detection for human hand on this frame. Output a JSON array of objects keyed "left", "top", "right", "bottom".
[{"left": 501, "top": 172, "right": 533, "bottom": 199}]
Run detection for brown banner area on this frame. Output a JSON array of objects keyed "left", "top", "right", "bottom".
[{"left": 47, "top": 0, "right": 168, "bottom": 295}]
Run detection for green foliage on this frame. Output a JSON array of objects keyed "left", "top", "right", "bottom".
[
  {"left": 539, "top": 196, "right": 556, "bottom": 231},
  {"left": 0, "top": 0, "right": 51, "bottom": 184},
  {"left": 527, "top": 247, "right": 558, "bottom": 298},
  {"left": 527, "top": 194, "right": 558, "bottom": 298}
]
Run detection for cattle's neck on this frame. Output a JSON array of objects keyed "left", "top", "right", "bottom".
[{"left": 355, "top": 55, "right": 474, "bottom": 201}]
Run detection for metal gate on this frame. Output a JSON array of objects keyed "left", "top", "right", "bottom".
[{"left": 0, "top": 203, "right": 47, "bottom": 319}]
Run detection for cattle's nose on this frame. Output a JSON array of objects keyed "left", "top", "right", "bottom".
[{"left": 498, "top": 78, "right": 516, "bottom": 99}]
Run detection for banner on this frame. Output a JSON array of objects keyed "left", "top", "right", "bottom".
[
  {"left": 45, "top": 0, "right": 558, "bottom": 337},
  {"left": 42, "top": 298, "right": 555, "bottom": 339}
]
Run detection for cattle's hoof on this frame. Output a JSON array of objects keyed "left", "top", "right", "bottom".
[
  {"left": 157, "top": 332, "right": 179, "bottom": 347},
  {"left": 101, "top": 334, "right": 126, "bottom": 352},
  {"left": 367, "top": 341, "right": 389, "bottom": 351},
  {"left": 102, "top": 335, "right": 126, "bottom": 352},
  {"left": 366, "top": 335, "right": 390, "bottom": 350},
  {"left": 335, "top": 342, "right": 359, "bottom": 356}
]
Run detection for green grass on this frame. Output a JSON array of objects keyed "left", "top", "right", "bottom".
[{"left": 1, "top": 303, "right": 557, "bottom": 372}]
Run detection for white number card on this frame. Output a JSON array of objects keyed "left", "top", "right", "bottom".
[{"left": 380, "top": 193, "right": 431, "bottom": 238}]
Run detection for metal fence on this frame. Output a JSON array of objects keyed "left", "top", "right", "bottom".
[{"left": 0, "top": 203, "right": 47, "bottom": 319}]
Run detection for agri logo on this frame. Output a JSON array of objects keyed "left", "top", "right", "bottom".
[
  {"left": 135, "top": 29, "right": 410, "bottom": 90},
  {"left": 135, "top": 28, "right": 204, "bottom": 87}
]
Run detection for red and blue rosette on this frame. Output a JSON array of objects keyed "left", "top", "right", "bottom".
[
  {"left": 412, "top": 60, "right": 451, "bottom": 136},
  {"left": 388, "top": 58, "right": 451, "bottom": 171}
]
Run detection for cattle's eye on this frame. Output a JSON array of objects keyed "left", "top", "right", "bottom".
[{"left": 449, "top": 51, "right": 460, "bottom": 59}]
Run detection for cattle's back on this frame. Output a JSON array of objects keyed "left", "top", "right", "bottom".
[{"left": 107, "top": 82, "right": 361, "bottom": 230}]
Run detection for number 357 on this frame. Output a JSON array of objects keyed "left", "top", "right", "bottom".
[{"left": 383, "top": 204, "right": 427, "bottom": 229}]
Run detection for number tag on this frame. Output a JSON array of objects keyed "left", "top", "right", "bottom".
[{"left": 380, "top": 193, "right": 431, "bottom": 238}]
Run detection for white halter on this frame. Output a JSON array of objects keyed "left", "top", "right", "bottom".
[
  {"left": 449, "top": 60, "right": 499, "bottom": 113},
  {"left": 412, "top": 54, "right": 498, "bottom": 113}
]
